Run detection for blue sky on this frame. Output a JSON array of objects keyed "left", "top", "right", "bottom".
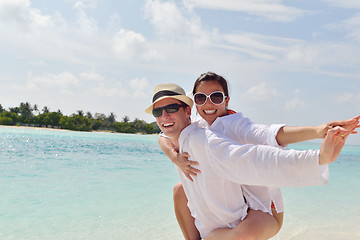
[{"left": 0, "top": 0, "right": 359, "bottom": 144}]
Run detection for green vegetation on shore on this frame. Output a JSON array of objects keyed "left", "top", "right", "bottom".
[{"left": 0, "top": 102, "right": 160, "bottom": 134}]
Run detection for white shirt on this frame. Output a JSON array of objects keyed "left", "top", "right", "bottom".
[
  {"left": 193, "top": 113, "right": 286, "bottom": 213},
  {"left": 177, "top": 123, "right": 328, "bottom": 238}
]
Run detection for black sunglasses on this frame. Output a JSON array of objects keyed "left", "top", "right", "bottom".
[
  {"left": 152, "top": 103, "right": 186, "bottom": 117},
  {"left": 193, "top": 91, "right": 226, "bottom": 106}
]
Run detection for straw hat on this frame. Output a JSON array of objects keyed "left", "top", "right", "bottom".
[{"left": 145, "top": 83, "right": 193, "bottom": 115}]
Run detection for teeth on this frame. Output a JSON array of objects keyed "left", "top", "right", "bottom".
[
  {"left": 163, "top": 123, "right": 174, "bottom": 127},
  {"left": 204, "top": 110, "right": 216, "bottom": 114}
]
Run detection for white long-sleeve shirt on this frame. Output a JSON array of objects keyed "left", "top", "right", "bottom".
[
  {"left": 194, "top": 113, "right": 286, "bottom": 213},
  {"left": 177, "top": 122, "right": 328, "bottom": 238}
]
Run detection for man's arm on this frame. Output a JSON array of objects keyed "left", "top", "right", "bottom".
[{"left": 201, "top": 126, "right": 354, "bottom": 188}]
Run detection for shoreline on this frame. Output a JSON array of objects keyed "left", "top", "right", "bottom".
[
  {"left": 0, "top": 125, "right": 155, "bottom": 135},
  {"left": 0, "top": 124, "right": 72, "bottom": 132}
]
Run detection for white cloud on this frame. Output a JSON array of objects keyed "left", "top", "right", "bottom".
[
  {"left": 113, "top": 29, "right": 147, "bottom": 60},
  {"left": 294, "top": 89, "right": 301, "bottom": 95},
  {"left": 32, "top": 72, "right": 80, "bottom": 88},
  {"left": 145, "top": 0, "right": 212, "bottom": 47},
  {"left": 221, "top": 33, "right": 301, "bottom": 61},
  {"left": 275, "top": 41, "right": 360, "bottom": 77},
  {"left": 113, "top": 28, "right": 164, "bottom": 61},
  {"left": 12, "top": 81, "right": 39, "bottom": 91},
  {"left": 324, "top": 3, "right": 360, "bottom": 43},
  {"left": 322, "top": 0, "right": 360, "bottom": 9},
  {"left": 223, "top": 33, "right": 288, "bottom": 53},
  {"left": 183, "top": 0, "right": 305, "bottom": 22},
  {"left": 285, "top": 97, "right": 305, "bottom": 111},
  {"left": 11, "top": 71, "right": 79, "bottom": 92},
  {"left": 286, "top": 44, "right": 319, "bottom": 64},
  {"left": 0, "top": 0, "right": 116, "bottom": 67},
  {"left": 130, "top": 77, "right": 149, "bottom": 89},
  {"left": 82, "top": 77, "right": 149, "bottom": 103},
  {"left": 80, "top": 71, "right": 104, "bottom": 82},
  {"left": 0, "top": 0, "right": 54, "bottom": 31},
  {"left": 130, "top": 77, "right": 150, "bottom": 98},
  {"left": 241, "top": 82, "right": 279, "bottom": 101},
  {"left": 336, "top": 92, "right": 354, "bottom": 103},
  {"left": 91, "top": 82, "right": 129, "bottom": 97},
  {"left": 341, "top": 13, "right": 360, "bottom": 42},
  {"left": 73, "top": 1, "right": 98, "bottom": 34},
  {"left": 145, "top": 0, "right": 185, "bottom": 35}
]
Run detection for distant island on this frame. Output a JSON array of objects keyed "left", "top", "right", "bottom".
[{"left": 0, "top": 102, "right": 160, "bottom": 134}]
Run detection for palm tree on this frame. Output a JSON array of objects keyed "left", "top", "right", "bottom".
[
  {"left": 19, "top": 102, "right": 33, "bottom": 119},
  {"left": 76, "top": 110, "right": 84, "bottom": 117},
  {"left": 108, "top": 112, "right": 116, "bottom": 123},
  {"left": 95, "top": 113, "right": 106, "bottom": 121},
  {"left": 33, "top": 104, "right": 40, "bottom": 115},
  {"left": 86, "top": 111, "right": 93, "bottom": 119},
  {"left": 9, "top": 107, "right": 20, "bottom": 114},
  {"left": 122, "top": 116, "right": 130, "bottom": 123},
  {"left": 42, "top": 106, "right": 50, "bottom": 114}
]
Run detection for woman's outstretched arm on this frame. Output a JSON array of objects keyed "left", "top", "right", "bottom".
[{"left": 276, "top": 115, "right": 359, "bottom": 146}]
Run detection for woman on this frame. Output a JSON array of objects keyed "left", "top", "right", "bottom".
[{"left": 159, "top": 72, "right": 359, "bottom": 240}]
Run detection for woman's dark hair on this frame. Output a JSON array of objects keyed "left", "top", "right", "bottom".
[{"left": 192, "top": 72, "right": 229, "bottom": 97}]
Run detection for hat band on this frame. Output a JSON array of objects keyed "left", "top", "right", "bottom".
[{"left": 152, "top": 90, "right": 181, "bottom": 103}]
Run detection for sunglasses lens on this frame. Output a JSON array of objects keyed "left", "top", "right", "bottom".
[
  {"left": 152, "top": 104, "right": 183, "bottom": 117},
  {"left": 210, "top": 92, "right": 224, "bottom": 104},
  {"left": 194, "top": 92, "right": 225, "bottom": 105},
  {"left": 194, "top": 93, "right": 207, "bottom": 105},
  {"left": 165, "top": 104, "right": 181, "bottom": 113},
  {"left": 152, "top": 108, "right": 162, "bottom": 117}
]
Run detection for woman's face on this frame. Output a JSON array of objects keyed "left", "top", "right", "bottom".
[{"left": 194, "top": 81, "right": 229, "bottom": 125}]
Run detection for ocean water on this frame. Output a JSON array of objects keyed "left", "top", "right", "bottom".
[{"left": 0, "top": 127, "right": 359, "bottom": 240}]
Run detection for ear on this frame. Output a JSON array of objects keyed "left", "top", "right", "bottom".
[
  {"left": 185, "top": 106, "right": 192, "bottom": 118},
  {"left": 225, "top": 96, "right": 230, "bottom": 108}
]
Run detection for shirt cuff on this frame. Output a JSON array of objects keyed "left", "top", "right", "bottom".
[
  {"left": 316, "top": 150, "right": 329, "bottom": 184},
  {"left": 266, "top": 124, "right": 286, "bottom": 148}
]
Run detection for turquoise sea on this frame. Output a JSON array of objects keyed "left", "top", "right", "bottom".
[{"left": 0, "top": 126, "right": 359, "bottom": 240}]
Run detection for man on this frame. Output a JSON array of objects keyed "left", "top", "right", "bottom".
[{"left": 145, "top": 83, "right": 355, "bottom": 239}]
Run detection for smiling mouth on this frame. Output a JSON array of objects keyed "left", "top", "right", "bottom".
[
  {"left": 163, "top": 122, "right": 175, "bottom": 127},
  {"left": 203, "top": 109, "right": 216, "bottom": 115}
]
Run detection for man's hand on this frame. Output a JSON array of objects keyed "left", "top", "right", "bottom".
[{"left": 319, "top": 126, "right": 352, "bottom": 165}]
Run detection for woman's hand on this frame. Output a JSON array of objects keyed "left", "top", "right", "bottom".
[
  {"left": 318, "top": 115, "right": 360, "bottom": 138},
  {"left": 158, "top": 136, "right": 201, "bottom": 181},
  {"left": 175, "top": 152, "right": 201, "bottom": 181}
]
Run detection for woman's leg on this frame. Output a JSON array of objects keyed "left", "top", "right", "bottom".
[
  {"left": 271, "top": 207, "right": 283, "bottom": 233},
  {"left": 173, "top": 182, "right": 201, "bottom": 240},
  {"left": 204, "top": 208, "right": 283, "bottom": 240}
]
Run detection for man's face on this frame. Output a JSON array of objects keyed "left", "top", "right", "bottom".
[{"left": 153, "top": 98, "right": 191, "bottom": 139}]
